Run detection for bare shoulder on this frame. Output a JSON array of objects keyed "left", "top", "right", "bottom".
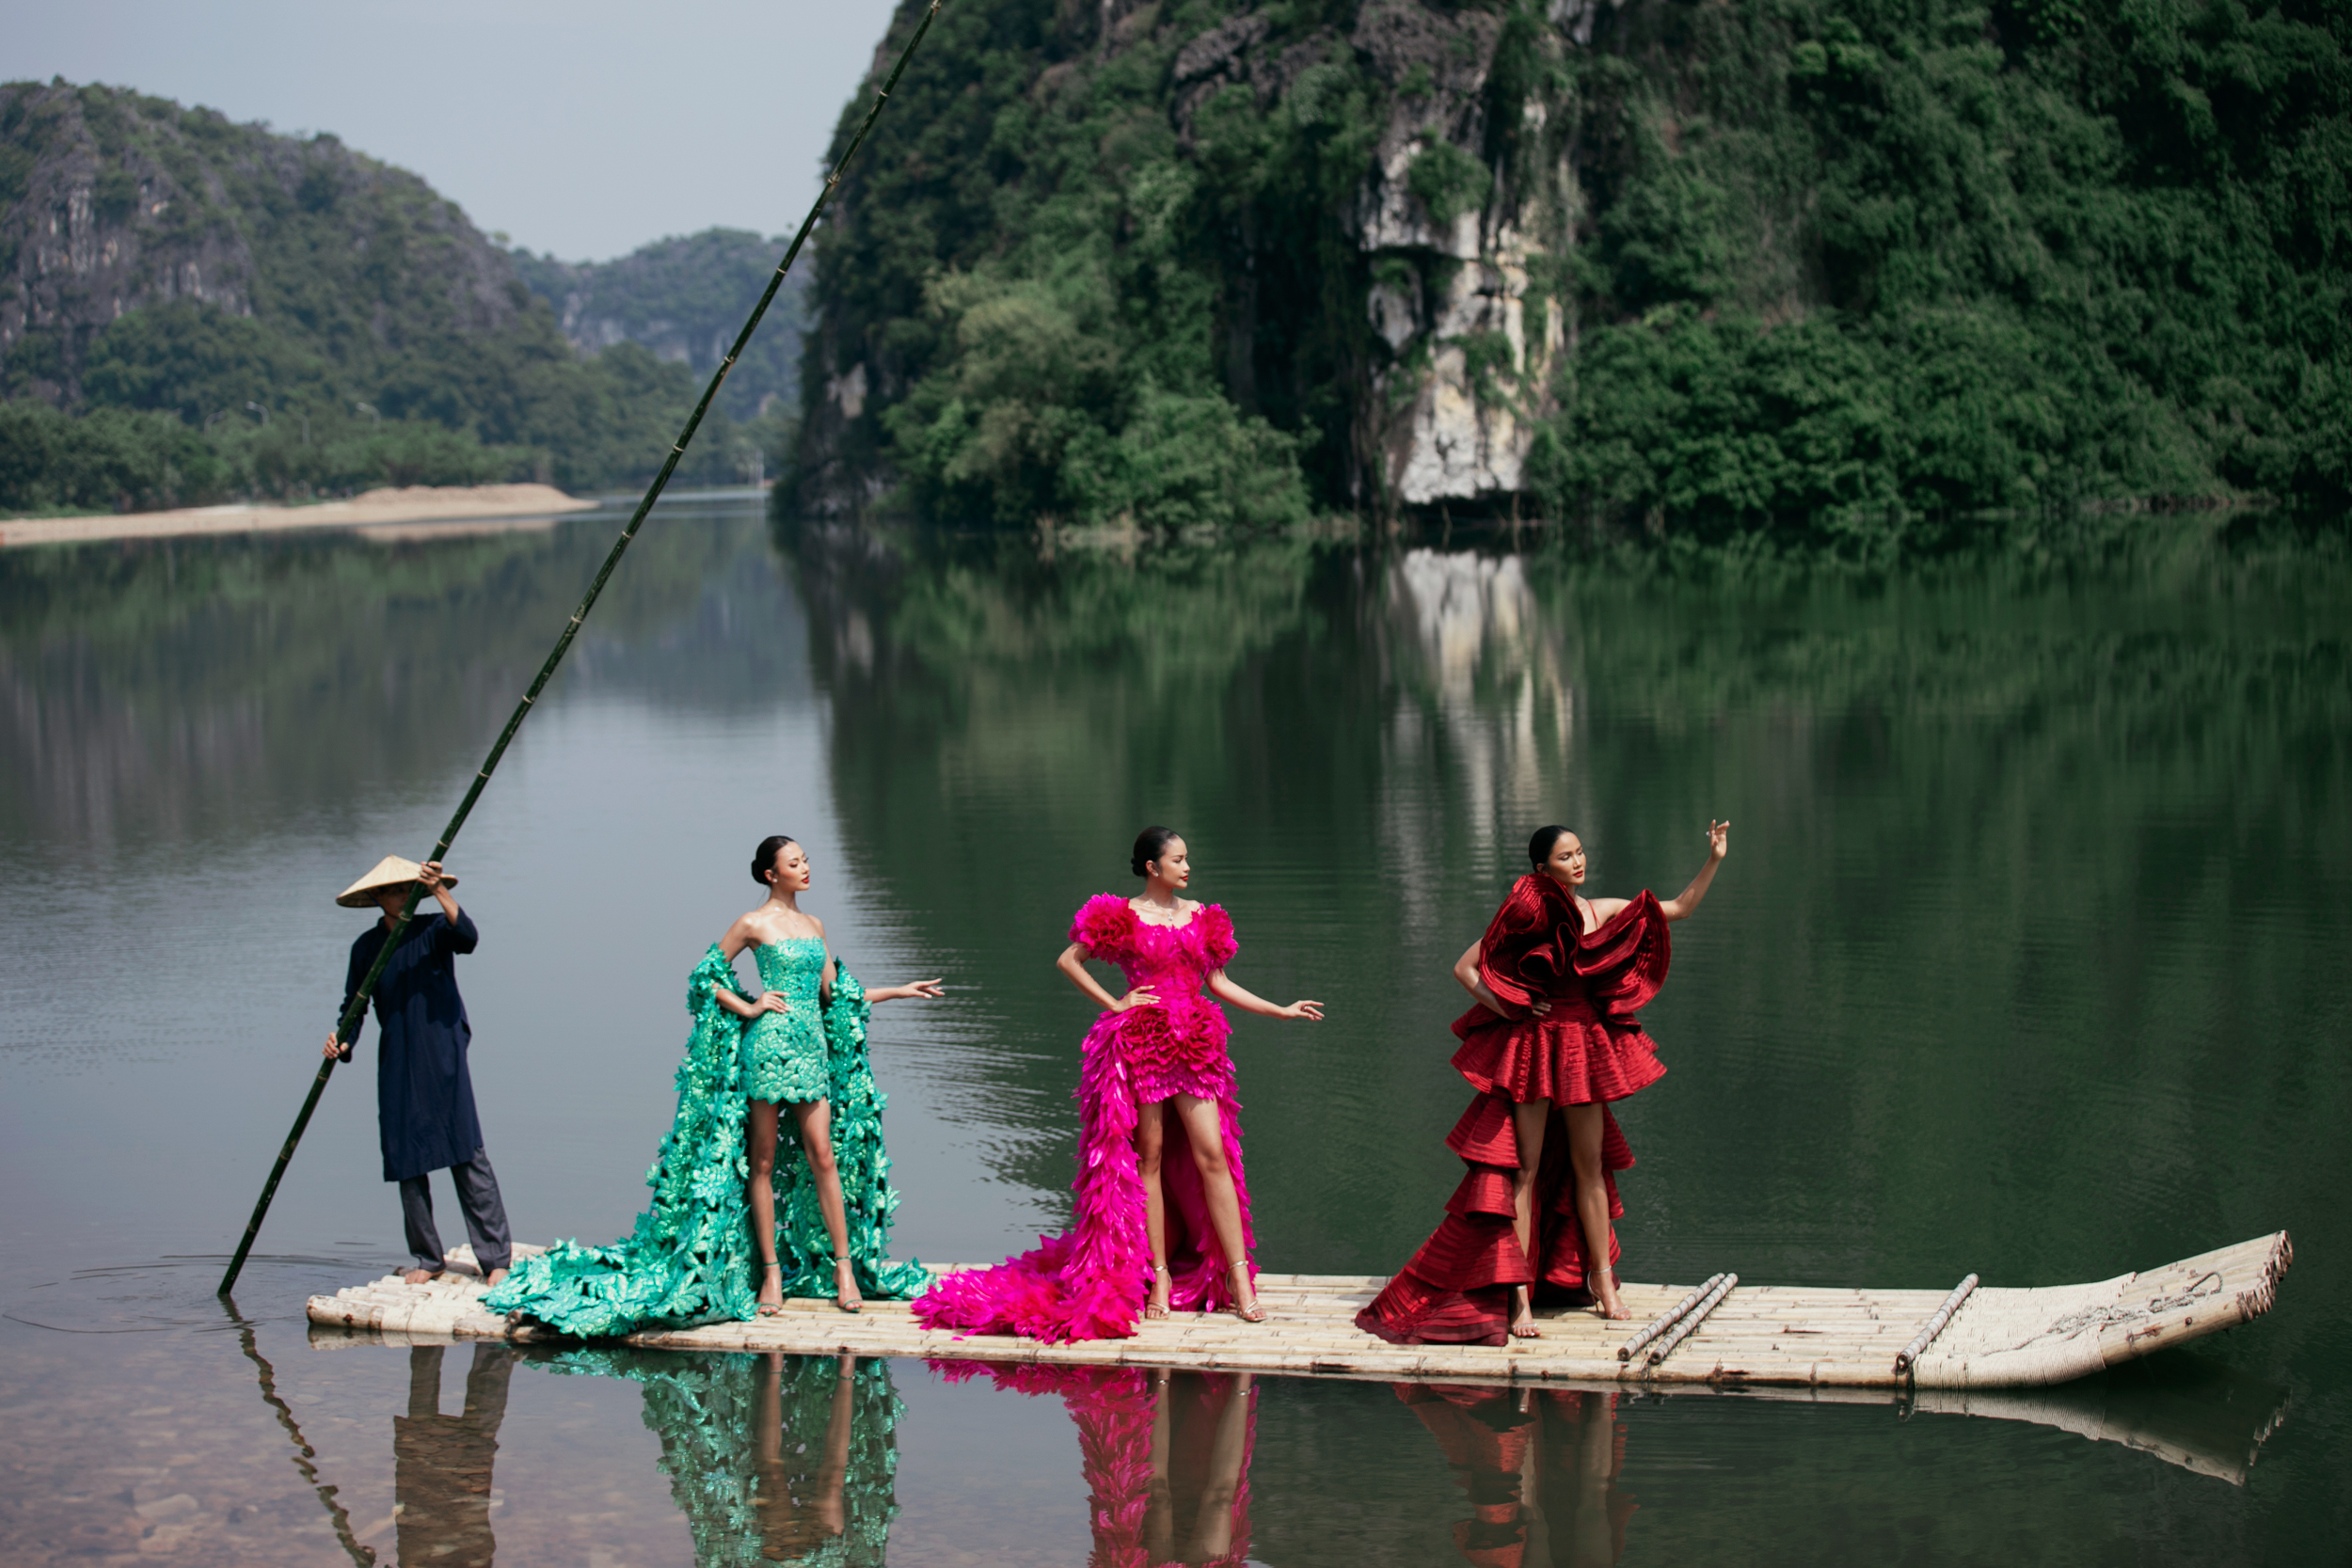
[{"left": 1589, "top": 895, "right": 1632, "bottom": 924}]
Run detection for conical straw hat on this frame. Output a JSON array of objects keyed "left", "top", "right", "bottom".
[{"left": 336, "top": 855, "right": 457, "bottom": 908}]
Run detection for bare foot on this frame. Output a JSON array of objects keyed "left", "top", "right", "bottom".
[
  {"left": 1508, "top": 1286, "right": 1542, "bottom": 1338},
  {"left": 483, "top": 1267, "right": 509, "bottom": 1288},
  {"left": 834, "top": 1256, "right": 863, "bottom": 1314},
  {"left": 1145, "top": 1265, "right": 1171, "bottom": 1321},
  {"left": 1591, "top": 1268, "right": 1631, "bottom": 1322},
  {"left": 756, "top": 1260, "right": 784, "bottom": 1317},
  {"left": 403, "top": 1267, "right": 437, "bottom": 1286}
]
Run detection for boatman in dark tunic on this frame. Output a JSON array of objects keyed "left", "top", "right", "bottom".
[{"left": 323, "top": 855, "right": 514, "bottom": 1286}]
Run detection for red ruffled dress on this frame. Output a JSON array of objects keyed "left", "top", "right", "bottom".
[
  {"left": 1356, "top": 875, "right": 1671, "bottom": 1346},
  {"left": 915, "top": 895, "right": 1258, "bottom": 1341}
]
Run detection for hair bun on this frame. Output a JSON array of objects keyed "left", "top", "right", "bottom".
[{"left": 1130, "top": 825, "right": 1179, "bottom": 879}]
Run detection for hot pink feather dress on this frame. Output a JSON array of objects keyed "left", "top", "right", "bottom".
[{"left": 914, "top": 895, "right": 1258, "bottom": 1341}]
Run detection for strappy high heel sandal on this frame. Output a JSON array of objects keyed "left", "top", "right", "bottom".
[
  {"left": 756, "top": 1261, "right": 784, "bottom": 1317},
  {"left": 1591, "top": 1267, "right": 1631, "bottom": 1323},
  {"left": 1144, "top": 1263, "right": 1172, "bottom": 1321},
  {"left": 833, "top": 1255, "right": 863, "bottom": 1315},
  {"left": 1228, "top": 1260, "right": 1265, "bottom": 1323}
]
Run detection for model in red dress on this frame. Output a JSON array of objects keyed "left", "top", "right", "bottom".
[{"left": 1357, "top": 821, "right": 1728, "bottom": 1342}]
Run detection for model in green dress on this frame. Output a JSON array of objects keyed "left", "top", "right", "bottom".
[
  {"left": 723, "top": 834, "right": 943, "bottom": 1314},
  {"left": 482, "top": 837, "right": 938, "bottom": 1336}
]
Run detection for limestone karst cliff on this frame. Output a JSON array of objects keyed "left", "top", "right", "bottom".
[
  {"left": 792, "top": 0, "right": 1581, "bottom": 523},
  {"left": 790, "top": 0, "right": 2350, "bottom": 534}
]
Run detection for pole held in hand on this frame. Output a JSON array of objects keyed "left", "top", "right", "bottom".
[{"left": 216, "top": 0, "right": 948, "bottom": 1294}]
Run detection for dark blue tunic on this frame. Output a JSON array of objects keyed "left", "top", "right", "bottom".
[{"left": 342, "top": 911, "right": 485, "bottom": 1182}]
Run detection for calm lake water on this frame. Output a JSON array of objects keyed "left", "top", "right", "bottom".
[{"left": 1, "top": 491, "right": 2345, "bottom": 1564}]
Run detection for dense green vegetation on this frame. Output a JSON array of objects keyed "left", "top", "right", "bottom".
[
  {"left": 791, "top": 0, "right": 2348, "bottom": 545},
  {"left": 0, "top": 84, "right": 786, "bottom": 515},
  {"left": 509, "top": 228, "right": 809, "bottom": 424},
  {"left": 1535, "top": 0, "right": 2352, "bottom": 546}
]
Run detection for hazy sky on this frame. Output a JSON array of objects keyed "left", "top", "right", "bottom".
[{"left": 4, "top": 0, "right": 905, "bottom": 261}]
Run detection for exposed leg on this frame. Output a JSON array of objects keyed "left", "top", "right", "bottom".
[
  {"left": 789, "top": 1098, "right": 859, "bottom": 1312},
  {"left": 1508, "top": 1097, "right": 1551, "bottom": 1338},
  {"left": 399, "top": 1173, "right": 444, "bottom": 1285},
  {"left": 1564, "top": 1102, "right": 1628, "bottom": 1320},
  {"left": 1185, "top": 1371, "right": 1249, "bottom": 1559},
  {"left": 1135, "top": 1100, "right": 1171, "bottom": 1319},
  {"left": 815, "top": 1354, "right": 853, "bottom": 1538},
  {"left": 1171, "top": 1095, "right": 1261, "bottom": 1321},
  {"left": 1143, "top": 1368, "right": 1177, "bottom": 1561},
  {"left": 747, "top": 1099, "right": 784, "bottom": 1314}
]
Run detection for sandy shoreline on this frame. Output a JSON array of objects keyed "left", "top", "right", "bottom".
[{"left": 0, "top": 483, "right": 598, "bottom": 548}]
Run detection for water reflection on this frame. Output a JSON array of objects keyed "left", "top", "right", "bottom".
[
  {"left": 529, "top": 1348, "right": 901, "bottom": 1565},
  {"left": 230, "top": 1304, "right": 380, "bottom": 1566},
  {"left": 1396, "top": 1384, "right": 1632, "bottom": 1568},
  {"left": 394, "top": 1343, "right": 511, "bottom": 1568},
  {"left": 941, "top": 1362, "right": 1258, "bottom": 1566}
]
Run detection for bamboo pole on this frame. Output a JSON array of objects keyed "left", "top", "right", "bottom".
[
  {"left": 1618, "top": 1272, "right": 1726, "bottom": 1362},
  {"left": 1894, "top": 1274, "right": 1979, "bottom": 1376},
  {"left": 215, "top": 0, "right": 947, "bottom": 1296},
  {"left": 1646, "top": 1272, "right": 1739, "bottom": 1367}
]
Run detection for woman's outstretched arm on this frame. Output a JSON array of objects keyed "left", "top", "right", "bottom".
[
  {"left": 1657, "top": 819, "right": 1731, "bottom": 923},
  {"left": 867, "top": 978, "right": 946, "bottom": 1003},
  {"left": 1204, "top": 971, "right": 1323, "bottom": 1021}
]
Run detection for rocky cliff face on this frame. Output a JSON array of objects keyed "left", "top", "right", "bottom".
[
  {"left": 1167, "top": 0, "right": 1574, "bottom": 506},
  {"left": 0, "top": 81, "right": 526, "bottom": 405},
  {"left": 794, "top": 0, "right": 1592, "bottom": 520}
]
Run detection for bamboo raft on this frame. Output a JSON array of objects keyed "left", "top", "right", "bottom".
[{"left": 307, "top": 1230, "right": 2289, "bottom": 1392}]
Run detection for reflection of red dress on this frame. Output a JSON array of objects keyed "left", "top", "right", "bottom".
[
  {"left": 1397, "top": 1383, "right": 1637, "bottom": 1567},
  {"left": 915, "top": 896, "right": 1255, "bottom": 1341},
  {"left": 1358, "top": 876, "right": 1671, "bottom": 1346}
]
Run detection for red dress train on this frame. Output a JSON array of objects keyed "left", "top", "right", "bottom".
[{"left": 1357, "top": 876, "right": 1671, "bottom": 1347}]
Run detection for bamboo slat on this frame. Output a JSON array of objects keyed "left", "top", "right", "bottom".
[{"left": 304, "top": 1230, "right": 2291, "bottom": 1390}]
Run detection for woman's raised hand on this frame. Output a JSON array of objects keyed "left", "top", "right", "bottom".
[
  {"left": 1112, "top": 986, "right": 1161, "bottom": 1013},
  {"left": 1706, "top": 819, "right": 1730, "bottom": 859},
  {"left": 1280, "top": 1000, "right": 1326, "bottom": 1022}
]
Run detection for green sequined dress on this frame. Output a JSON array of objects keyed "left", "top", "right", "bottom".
[
  {"left": 529, "top": 1348, "right": 902, "bottom": 1567},
  {"left": 743, "top": 937, "right": 829, "bottom": 1105},
  {"left": 485, "top": 946, "right": 927, "bottom": 1334}
]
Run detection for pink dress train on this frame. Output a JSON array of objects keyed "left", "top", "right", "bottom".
[{"left": 915, "top": 895, "right": 1257, "bottom": 1341}]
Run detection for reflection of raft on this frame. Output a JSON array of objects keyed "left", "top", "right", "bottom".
[{"left": 307, "top": 1231, "right": 2290, "bottom": 1391}]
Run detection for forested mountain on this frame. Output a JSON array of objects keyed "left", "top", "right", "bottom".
[
  {"left": 790, "top": 0, "right": 2349, "bottom": 546},
  {"left": 0, "top": 82, "right": 784, "bottom": 513},
  {"left": 510, "top": 229, "right": 809, "bottom": 422}
]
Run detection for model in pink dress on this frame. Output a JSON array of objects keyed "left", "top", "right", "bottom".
[{"left": 915, "top": 828, "right": 1323, "bottom": 1341}]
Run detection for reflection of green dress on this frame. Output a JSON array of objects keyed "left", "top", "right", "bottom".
[
  {"left": 744, "top": 937, "right": 829, "bottom": 1104},
  {"left": 485, "top": 947, "right": 927, "bottom": 1334},
  {"left": 530, "top": 1349, "right": 901, "bottom": 1567}
]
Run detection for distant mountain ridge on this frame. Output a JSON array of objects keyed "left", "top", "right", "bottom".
[
  {"left": 0, "top": 80, "right": 788, "bottom": 511},
  {"left": 511, "top": 230, "right": 808, "bottom": 421}
]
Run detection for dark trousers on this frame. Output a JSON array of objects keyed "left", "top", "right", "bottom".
[{"left": 398, "top": 1147, "right": 512, "bottom": 1275}]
